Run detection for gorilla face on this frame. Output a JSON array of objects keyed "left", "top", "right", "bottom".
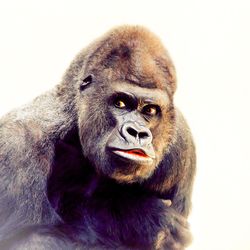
[
  {"left": 77, "top": 30, "right": 177, "bottom": 184},
  {"left": 78, "top": 79, "right": 175, "bottom": 183}
]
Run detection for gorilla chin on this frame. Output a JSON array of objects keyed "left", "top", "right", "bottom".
[{"left": 108, "top": 148, "right": 156, "bottom": 184}]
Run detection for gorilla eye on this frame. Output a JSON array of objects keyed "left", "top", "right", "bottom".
[
  {"left": 111, "top": 92, "right": 137, "bottom": 110},
  {"left": 142, "top": 105, "right": 159, "bottom": 116},
  {"left": 114, "top": 99, "right": 126, "bottom": 109}
]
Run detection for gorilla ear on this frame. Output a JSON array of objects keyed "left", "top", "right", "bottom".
[{"left": 80, "top": 74, "right": 93, "bottom": 91}]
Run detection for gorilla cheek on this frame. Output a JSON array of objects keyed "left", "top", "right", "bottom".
[{"left": 79, "top": 124, "right": 114, "bottom": 176}]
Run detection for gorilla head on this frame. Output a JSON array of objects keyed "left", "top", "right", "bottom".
[{"left": 76, "top": 26, "right": 177, "bottom": 183}]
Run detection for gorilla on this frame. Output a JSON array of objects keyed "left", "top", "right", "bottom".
[{"left": 0, "top": 25, "right": 196, "bottom": 249}]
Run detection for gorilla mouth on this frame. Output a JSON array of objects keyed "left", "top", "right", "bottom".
[
  {"left": 130, "top": 149, "right": 148, "bottom": 156},
  {"left": 110, "top": 148, "right": 154, "bottom": 163},
  {"left": 119, "top": 149, "right": 147, "bottom": 157}
]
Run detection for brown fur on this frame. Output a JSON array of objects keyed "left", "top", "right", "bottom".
[{"left": 0, "top": 25, "right": 195, "bottom": 249}]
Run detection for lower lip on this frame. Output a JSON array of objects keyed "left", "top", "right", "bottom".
[{"left": 112, "top": 150, "right": 153, "bottom": 163}]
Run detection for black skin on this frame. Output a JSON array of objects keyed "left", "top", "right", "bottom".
[{"left": 0, "top": 74, "right": 195, "bottom": 250}]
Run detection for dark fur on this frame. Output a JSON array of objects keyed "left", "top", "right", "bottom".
[{"left": 0, "top": 25, "right": 195, "bottom": 249}]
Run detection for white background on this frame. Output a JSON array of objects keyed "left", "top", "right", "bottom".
[{"left": 0, "top": 1, "right": 250, "bottom": 249}]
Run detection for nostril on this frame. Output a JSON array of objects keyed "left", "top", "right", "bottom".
[
  {"left": 139, "top": 132, "right": 149, "bottom": 139},
  {"left": 127, "top": 127, "right": 138, "bottom": 138}
]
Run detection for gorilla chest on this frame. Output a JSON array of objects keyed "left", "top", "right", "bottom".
[{"left": 50, "top": 174, "right": 165, "bottom": 247}]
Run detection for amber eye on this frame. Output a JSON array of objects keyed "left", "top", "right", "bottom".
[
  {"left": 143, "top": 105, "right": 159, "bottom": 116},
  {"left": 115, "top": 99, "right": 126, "bottom": 109}
]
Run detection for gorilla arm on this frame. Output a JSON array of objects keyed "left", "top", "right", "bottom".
[
  {"left": 166, "top": 109, "right": 196, "bottom": 217},
  {"left": 0, "top": 43, "right": 87, "bottom": 236},
  {"left": 0, "top": 89, "right": 78, "bottom": 241},
  {"left": 145, "top": 109, "right": 196, "bottom": 249}
]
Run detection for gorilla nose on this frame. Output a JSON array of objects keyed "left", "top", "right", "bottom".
[{"left": 121, "top": 122, "right": 152, "bottom": 145}]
